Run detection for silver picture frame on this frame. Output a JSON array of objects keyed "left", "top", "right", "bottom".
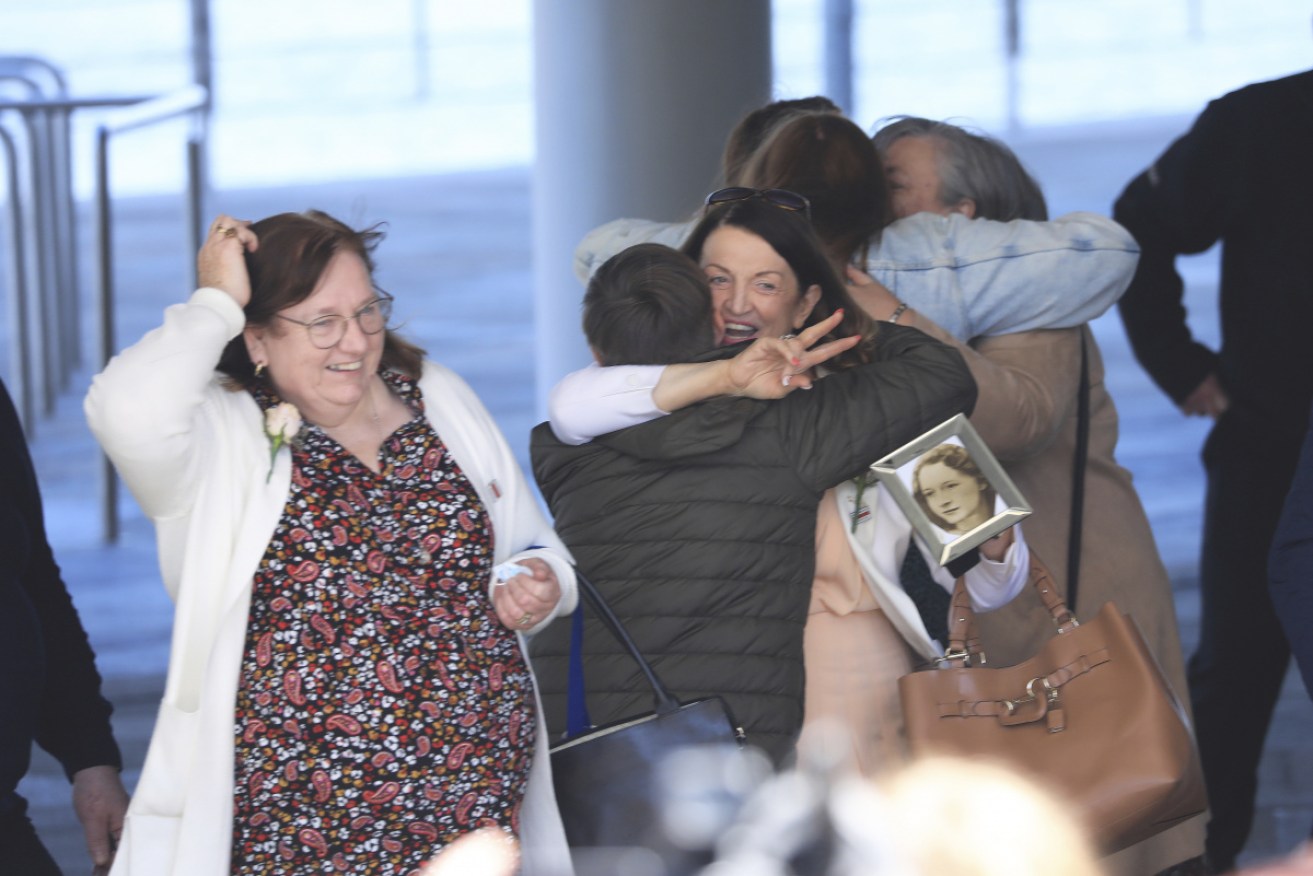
[{"left": 868, "top": 413, "right": 1032, "bottom": 568}]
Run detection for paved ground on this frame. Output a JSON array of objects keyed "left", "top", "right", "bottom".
[{"left": 10, "top": 119, "right": 1313, "bottom": 873}]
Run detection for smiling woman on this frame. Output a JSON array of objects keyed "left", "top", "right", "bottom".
[
  {"left": 84, "top": 210, "right": 578, "bottom": 876},
  {"left": 679, "top": 194, "right": 878, "bottom": 363}
]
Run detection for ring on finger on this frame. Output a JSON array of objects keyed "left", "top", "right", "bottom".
[
  {"left": 516, "top": 612, "right": 535, "bottom": 627},
  {"left": 214, "top": 225, "right": 235, "bottom": 238}
]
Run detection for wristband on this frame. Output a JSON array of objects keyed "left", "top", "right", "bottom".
[{"left": 887, "top": 301, "right": 908, "bottom": 324}]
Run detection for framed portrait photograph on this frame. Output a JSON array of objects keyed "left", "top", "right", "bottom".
[{"left": 868, "top": 413, "right": 1031, "bottom": 569}]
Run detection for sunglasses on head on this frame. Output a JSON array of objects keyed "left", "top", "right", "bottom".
[{"left": 704, "top": 187, "right": 812, "bottom": 220}]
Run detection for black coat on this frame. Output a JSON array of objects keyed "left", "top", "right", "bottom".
[
  {"left": 0, "top": 379, "right": 120, "bottom": 814},
  {"left": 529, "top": 323, "right": 976, "bottom": 763},
  {"left": 1113, "top": 68, "right": 1313, "bottom": 437}
]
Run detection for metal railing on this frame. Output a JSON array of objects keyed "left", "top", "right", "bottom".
[
  {"left": 93, "top": 83, "right": 210, "bottom": 543},
  {"left": 0, "top": 55, "right": 82, "bottom": 432},
  {"left": 0, "top": 55, "right": 208, "bottom": 540}
]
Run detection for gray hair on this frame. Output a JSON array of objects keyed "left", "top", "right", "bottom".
[{"left": 872, "top": 116, "right": 1048, "bottom": 221}]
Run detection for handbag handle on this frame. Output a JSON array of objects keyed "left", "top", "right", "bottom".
[
  {"left": 572, "top": 569, "right": 684, "bottom": 716},
  {"left": 943, "top": 550, "right": 1078, "bottom": 663},
  {"left": 1067, "top": 329, "right": 1091, "bottom": 613}
]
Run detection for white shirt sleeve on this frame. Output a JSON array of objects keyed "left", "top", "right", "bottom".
[
  {"left": 961, "top": 524, "right": 1030, "bottom": 612},
  {"left": 547, "top": 362, "right": 669, "bottom": 445}
]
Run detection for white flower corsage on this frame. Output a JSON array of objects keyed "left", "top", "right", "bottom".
[{"left": 264, "top": 402, "right": 303, "bottom": 482}]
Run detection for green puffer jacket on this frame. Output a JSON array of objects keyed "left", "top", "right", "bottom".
[{"left": 528, "top": 323, "right": 977, "bottom": 764}]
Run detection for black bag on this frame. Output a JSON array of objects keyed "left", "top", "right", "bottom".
[{"left": 549, "top": 571, "right": 745, "bottom": 869}]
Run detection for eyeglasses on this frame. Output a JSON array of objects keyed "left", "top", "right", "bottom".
[
  {"left": 704, "top": 187, "right": 812, "bottom": 219},
  {"left": 274, "top": 293, "right": 393, "bottom": 349}
]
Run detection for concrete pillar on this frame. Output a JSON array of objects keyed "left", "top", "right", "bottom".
[{"left": 531, "top": 0, "right": 772, "bottom": 414}]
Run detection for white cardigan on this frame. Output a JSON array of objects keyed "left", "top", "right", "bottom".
[{"left": 86, "top": 288, "right": 578, "bottom": 876}]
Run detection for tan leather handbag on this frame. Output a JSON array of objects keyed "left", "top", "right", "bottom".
[{"left": 898, "top": 552, "right": 1207, "bottom": 854}]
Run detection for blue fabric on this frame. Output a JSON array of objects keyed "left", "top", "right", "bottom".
[
  {"left": 575, "top": 211, "right": 1135, "bottom": 343},
  {"left": 565, "top": 600, "right": 591, "bottom": 737},
  {"left": 1269, "top": 400, "right": 1313, "bottom": 702},
  {"left": 868, "top": 211, "right": 1137, "bottom": 340}
]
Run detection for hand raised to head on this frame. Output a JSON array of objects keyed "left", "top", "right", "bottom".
[{"left": 198, "top": 214, "right": 259, "bottom": 308}]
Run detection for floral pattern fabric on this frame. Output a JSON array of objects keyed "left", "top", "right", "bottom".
[{"left": 231, "top": 373, "right": 536, "bottom": 875}]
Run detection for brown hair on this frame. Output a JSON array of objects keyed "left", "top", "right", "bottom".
[
  {"left": 721, "top": 96, "right": 842, "bottom": 189},
  {"left": 216, "top": 210, "right": 425, "bottom": 386},
  {"left": 739, "top": 112, "right": 891, "bottom": 269}
]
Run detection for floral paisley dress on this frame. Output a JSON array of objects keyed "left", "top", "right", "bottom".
[{"left": 230, "top": 372, "right": 537, "bottom": 875}]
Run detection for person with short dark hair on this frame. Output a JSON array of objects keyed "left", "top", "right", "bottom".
[{"left": 583, "top": 243, "right": 715, "bottom": 365}]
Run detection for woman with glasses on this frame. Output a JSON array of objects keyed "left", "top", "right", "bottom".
[{"left": 85, "top": 210, "right": 577, "bottom": 876}]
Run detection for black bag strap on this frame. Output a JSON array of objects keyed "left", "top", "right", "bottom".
[
  {"left": 1067, "top": 330, "right": 1091, "bottom": 613},
  {"left": 571, "top": 570, "right": 682, "bottom": 716}
]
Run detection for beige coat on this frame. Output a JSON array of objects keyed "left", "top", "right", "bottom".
[{"left": 907, "top": 318, "right": 1205, "bottom": 875}]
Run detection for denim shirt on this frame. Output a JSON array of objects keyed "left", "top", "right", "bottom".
[
  {"left": 868, "top": 211, "right": 1138, "bottom": 339},
  {"left": 574, "top": 210, "right": 1139, "bottom": 341}
]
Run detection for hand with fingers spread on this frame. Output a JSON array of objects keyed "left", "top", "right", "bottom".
[
  {"left": 492, "top": 558, "right": 562, "bottom": 632},
  {"left": 198, "top": 214, "right": 258, "bottom": 308},
  {"left": 725, "top": 309, "right": 860, "bottom": 398}
]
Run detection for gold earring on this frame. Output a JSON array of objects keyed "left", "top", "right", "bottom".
[{"left": 254, "top": 362, "right": 266, "bottom": 378}]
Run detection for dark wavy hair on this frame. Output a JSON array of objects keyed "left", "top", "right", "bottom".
[
  {"left": 680, "top": 197, "right": 879, "bottom": 369},
  {"left": 216, "top": 210, "right": 425, "bottom": 388}
]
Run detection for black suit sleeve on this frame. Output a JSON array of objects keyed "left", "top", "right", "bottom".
[
  {"left": 0, "top": 380, "right": 121, "bottom": 781},
  {"left": 1112, "top": 99, "right": 1237, "bottom": 404},
  {"left": 780, "top": 323, "right": 978, "bottom": 492}
]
